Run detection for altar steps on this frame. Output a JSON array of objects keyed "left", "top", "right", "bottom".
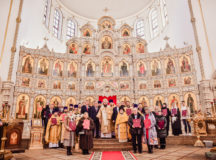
[{"left": 93, "top": 138, "right": 132, "bottom": 151}]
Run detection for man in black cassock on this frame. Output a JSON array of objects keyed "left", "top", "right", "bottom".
[
  {"left": 95, "top": 101, "right": 101, "bottom": 138},
  {"left": 161, "top": 103, "right": 171, "bottom": 136},
  {"left": 81, "top": 101, "right": 89, "bottom": 114},
  {"left": 112, "top": 103, "right": 120, "bottom": 123},
  {"left": 171, "top": 103, "right": 182, "bottom": 136}
]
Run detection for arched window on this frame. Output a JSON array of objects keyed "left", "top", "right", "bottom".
[
  {"left": 53, "top": 9, "right": 62, "bottom": 39},
  {"left": 150, "top": 8, "right": 159, "bottom": 38},
  {"left": 43, "top": 0, "right": 51, "bottom": 27},
  {"left": 66, "top": 19, "right": 76, "bottom": 39},
  {"left": 161, "top": 0, "right": 168, "bottom": 27},
  {"left": 136, "top": 19, "right": 145, "bottom": 38}
]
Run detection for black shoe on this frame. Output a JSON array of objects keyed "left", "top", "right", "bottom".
[
  {"left": 154, "top": 145, "right": 159, "bottom": 149},
  {"left": 138, "top": 151, "right": 142, "bottom": 154},
  {"left": 133, "top": 150, "right": 137, "bottom": 153}
]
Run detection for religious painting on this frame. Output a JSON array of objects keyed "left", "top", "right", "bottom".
[
  {"left": 69, "top": 43, "right": 78, "bottom": 54},
  {"left": 168, "top": 79, "right": 176, "bottom": 87},
  {"left": 168, "top": 94, "right": 180, "bottom": 109},
  {"left": 86, "top": 61, "right": 95, "bottom": 77},
  {"left": 53, "top": 81, "right": 61, "bottom": 89},
  {"left": 66, "top": 97, "right": 76, "bottom": 108},
  {"left": 137, "top": 61, "right": 147, "bottom": 77},
  {"left": 138, "top": 96, "right": 149, "bottom": 107},
  {"left": 68, "top": 82, "right": 76, "bottom": 90},
  {"left": 180, "top": 56, "right": 191, "bottom": 73},
  {"left": 184, "top": 76, "right": 192, "bottom": 85},
  {"left": 120, "top": 96, "right": 131, "bottom": 104},
  {"left": 101, "top": 36, "right": 112, "bottom": 49},
  {"left": 83, "top": 29, "right": 92, "bottom": 37},
  {"left": 37, "top": 79, "right": 46, "bottom": 89},
  {"left": 139, "top": 81, "right": 147, "bottom": 90},
  {"left": 38, "top": 58, "right": 49, "bottom": 75},
  {"left": 22, "top": 55, "right": 33, "bottom": 74},
  {"left": 184, "top": 92, "right": 197, "bottom": 114},
  {"left": 153, "top": 95, "right": 164, "bottom": 108},
  {"left": 154, "top": 80, "right": 161, "bottom": 88},
  {"left": 166, "top": 58, "right": 175, "bottom": 74},
  {"left": 120, "top": 61, "right": 129, "bottom": 77},
  {"left": 151, "top": 60, "right": 161, "bottom": 76},
  {"left": 85, "top": 82, "right": 95, "bottom": 90},
  {"left": 68, "top": 61, "right": 77, "bottom": 78},
  {"left": 53, "top": 60, "right": 63, "bottom": 77},
  {"left": 110, "top": 81, "right": 118, "bottom": 90},
  {"left": 122, "top": 29, "right": 130, "bottom": 37},
  {"left": 119, "top": 81, "right": 130, "bottom": 90},
  {"left": 95, "top": 81, "right": 105, "bottom": 89},
  {"left": 122, "top": 44, "right": 131, "bottom": 54},
  {"left": 16, "top": 94, "right": 29, "bottom": 119},
  {"left": 101, "top": 57, "right": 113, "bottom": 77},
  {"left": 101, "top": 20, "right": 113, "bottom": 30},
  {"left": 85, "top": 97, "right": 95, "bottom": 103},
  {"left": 21, "top": 78, "right": 30, "bottom": 87},
  {"left": 33, "top": 95, "right": 46, "bottom": 119},
  {"left": 9, "top": 132, "right": 18, "bottom": 145},
  {"left": 83, "top": 44, "right": 91, "bottom": 54},
  {"left": 136, "top": 43, "right": 145, "bottom": 53},
  {"left": 50, "top": 96, "right": 62, "bottom": 107}
]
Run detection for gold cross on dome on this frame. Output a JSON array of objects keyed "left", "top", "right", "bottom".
[{"left": 103, "top": 7, "right": 109, "bottom": 15}]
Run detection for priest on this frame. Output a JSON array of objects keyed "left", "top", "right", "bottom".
[{"left": 97, "top": 99, "right": 113, "bottom": 138}]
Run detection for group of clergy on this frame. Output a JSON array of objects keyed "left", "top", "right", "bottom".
[{"left": 42, "top": 98, "right": 192, "bottom": 155}]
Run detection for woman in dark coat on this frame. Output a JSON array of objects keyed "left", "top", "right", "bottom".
[
  {"left": 76, "top": 112, "right": 95, "bottom": 155},
  {"left": 161, "top": 103, "right": 171, "bottom": 136},
  {"left": 155, "top": 110, "right": 167, "bottom": 149}
]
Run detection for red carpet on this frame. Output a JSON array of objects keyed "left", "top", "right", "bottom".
[
  {"left": 102, "top": 151, "right": 125, "bottom": 160},
  {"left": 89, "top": 151, "right": 137, "bottom": 160}
]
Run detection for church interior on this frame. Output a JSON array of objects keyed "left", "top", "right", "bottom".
[{"left": 0, "top": 0, "right": 216, "bottom": 159}]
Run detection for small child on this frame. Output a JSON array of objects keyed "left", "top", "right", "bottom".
[{"left": 155, "top": 110, "right": 167, "bottom": 149}]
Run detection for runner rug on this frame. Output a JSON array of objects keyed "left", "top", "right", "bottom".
[{"left": 89, "top": 151, "right": 137, "bottom": 160}]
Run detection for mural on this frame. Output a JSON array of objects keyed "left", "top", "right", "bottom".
[
  {"left": 53, "top": 81, "right": 61, "bottom": 89},
  {"left": 154, "top": 80, "right": 161, "bottom": 88},
  {"left": 122, "top": 29, "right": 130, "bottom": 37},
  {"left": 85, "top": 97, "right": 95, "bottom": 103},
  {"left": 68, "top": 82, "right": 76, "bottom": 90},
  {"left": 85, "top": 82, "right": 95, "bottom": 90},
  {"left": 168, "top": 94, "right": 180, "bottom": 108},
  {"left": 139, "top": 96, "right": 149, "bottom": 107},
  {"left": 184, "top": 77, "right": 192, "bottom": 85},
  {"left": 50, "top": 96, "right": 62, "bottom": 107},
  {"left": 151, "top": 60, "right": 161, "bottom": 76},
  {"left": 153, "top": 95, "right": 164, "bottom": 107},
  {"left": 101, "top": 36, "right": 112, "bottom": 49},
  {"left": 21, "top": 78, "right": 30, "bottom": 87},
  {"left": 119, "top": 81, "right": 130, "bottom": 90},
  {"left": 83, "top": 29, "right": 92, "bottom": 37},
  {"left": 137, "top": 61, "right": 147, "bottom": 77},
  {"left": 53, "top": 60, "right": 63, "bottom": 77},
  {"left": 139, "top": 81, "right": 147, "bottom": 90},
  {"left": 122, "top": 44, "right": 131, "bottom": 54},
  {"left": 136, "top": 43, "right": 145, "bottom": 53},
  {"left": 22, "top": 55, "right": 33, "bottom": 74},
  {"left": 101, "top": 20, "right": 113, "bottom": 30},
  {"left": 68, "top": 61, "right": 77, "bottom": 78},
  {"left": 66, "top": 97, "right": 76, "bottom": 107},
  {"left": 101, "top": 57, "right": 113, "bottom": 77},
  {"left": 180, "top": 56, "right": 191, "bottom": 73},
  {"left": 37, "top": 79, "right": 46, "bottom": 89},
  {"left": 86, "top": 61, "right": 95, "bottom": 77},
  {"left": 168, "top": 79, "right": 176, "bottom": 87},
  {"left": 38, "top": 58, "right": 49, "bottom": 75},
  {"left": 166, "top": 58, "right": 175, "bottom": 74},
  {"left": 120, "top": 61, "right": 129, "bottom": 77},
  {"left": 184, "top": 92, "right": 197, "bottom": 114},
  {"left": 69, "top": 43, "right": 78, "bottom": 54},
  {"left": 34, "top": 95, "right": 46, "bottom": 119},
  {"left": 120, "top": 96, "right": 131, "bottom": 103},
  {"left": 16, "top": 94, "right": 29, "bottom": 119},
  {"left": 83, "top": 44, "right": 91, "bottom": 54}
]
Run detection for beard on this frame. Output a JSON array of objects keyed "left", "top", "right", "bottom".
[{"left": 104, "top": 104, "right": 107, "bottom": 107}]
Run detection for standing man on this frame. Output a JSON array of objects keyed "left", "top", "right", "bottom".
[
  {"left": 97, "top": 99, "right": 113, "bottom": 138},
  {"left": 128, "top": 108, "right": 144, "bottom": 154},
  {"left": 181, "top": 101, "right": 191, "bottom": 135},
  {"left": 95, "top": 101, "right": 101, "bottom": 138},
  {"left": 81, "top": 101, "right": 89, "bottom": 114},
  {"left": 161, "top": 103, "right": 171, "bottom": 136}
]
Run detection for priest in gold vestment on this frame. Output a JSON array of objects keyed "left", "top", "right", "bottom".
[
  {"left": 97, "top": 99, "right": 113, "bottom": 138},
  {"left": 45, "top": 109, "right": 61, "bottom": 148},
  {"left": 115, "top": 105, "right": 129, "bottom": 142}
]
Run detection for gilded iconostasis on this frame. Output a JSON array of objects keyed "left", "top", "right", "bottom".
[{"left": 13, "top": 16, "right": 198, "bottom": 120}]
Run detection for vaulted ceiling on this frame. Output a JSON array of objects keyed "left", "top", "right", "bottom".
[{"left": 59, "top": 0, "right": 152, "bottom": 20}]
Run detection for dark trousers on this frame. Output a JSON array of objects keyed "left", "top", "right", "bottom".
[
  {"left": 182, "top": 119, "right": 191, "bottom": 133},
  {"left": 132, "top": 134, "right": 142, "bottom": 153},
  {"left": 147, "top": 139, "right": 153, "bottom": 153},
  {"left": 95, "top": 119, "right": 100, "bottom": 137},
  {"left": 160, "top": 138, "right": 166, "bottom": 148}
]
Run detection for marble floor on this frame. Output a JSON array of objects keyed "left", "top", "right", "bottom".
[{"left": 12, "top": 145, "right": 209, "bottom": 160}]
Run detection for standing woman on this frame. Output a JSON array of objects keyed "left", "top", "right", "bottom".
[
  {"left": 143, "top": 107, "right": 158, "bottom": 154},
  {"left": 171, "top": 103, "right": 182, "bottom": 136},
  {"left": 63, "top": 108, "right": 76, "bottom": 156},
  {"left": 76, "top": 112, "right": 95, "bottom": 155},
  {"left": 161, "top": 103, "right": 171, "bottom": 136}
]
